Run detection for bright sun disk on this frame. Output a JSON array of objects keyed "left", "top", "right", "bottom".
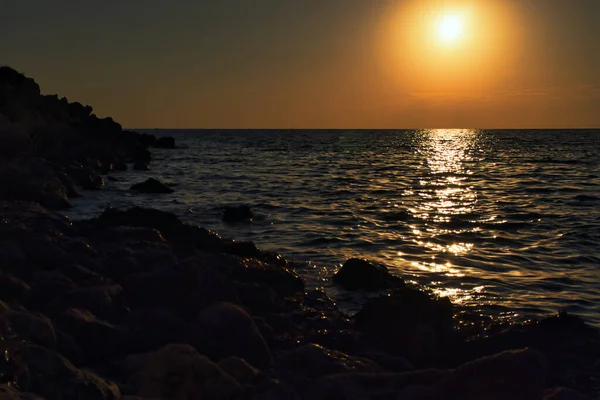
[{"left": 438, "top": 14, "right": 464, "bottom": 43}]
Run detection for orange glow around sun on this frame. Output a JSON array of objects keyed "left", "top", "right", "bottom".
[{"left": 378, "top": 0, "right": 523, "bottom": 97}]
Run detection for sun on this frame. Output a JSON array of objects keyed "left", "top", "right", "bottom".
[{"left": 438, "top": 14, "right": 464, "bottom": 43}]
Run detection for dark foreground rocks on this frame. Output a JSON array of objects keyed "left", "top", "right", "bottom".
[
  {"left": 0, "top": 202, "right": 597, "bottom": 399},
  {"left": 0, "top": 66, "right": 175, "bottom": 207}
]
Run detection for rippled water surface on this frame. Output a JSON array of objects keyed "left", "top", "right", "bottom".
[{"left": 70, "top": 130, "right": 600, "bottom": 325}]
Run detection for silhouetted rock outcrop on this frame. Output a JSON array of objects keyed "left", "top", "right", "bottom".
[
  {"left": 130, "top": 178, "right": 174, "bottom": 194},
  {"left": 333, "top": 258, "right": 405, "bottom": 291},
  {"left": 0, "top": 66, "right": 176, "bottom": 207}
]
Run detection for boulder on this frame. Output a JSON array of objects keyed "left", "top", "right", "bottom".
[
  {"left": 0, "top": 271, "right": 30, "bottom": 303},
  {"left": 17, "top": 344, "right": 120, "bottom": 400},
  {"left": 48, "top": 284, "right": 126, "bottom": 321},
  {"left": 0, "top": 310, "right": 57, "bottom": 350},
  {"left": 222, "top": 205, "right": 253, "bottom": 223},
  {"left": 355, "top": 287, "right": 453, "bottom": 365},
  {"left": 276, "top": 343, "right": 384, "bottom": 379},
  {"left": 193, "top": 302, "right": 272, "bottom": 369},
  {"left": 332, "top": 258, "right": 404, "bottom": 291},
  {"left": 438, "top": 348, "right": 548, "bottom": 400},
  {"left": 54, "top": 308, "right": 127, "bottom": 360},
  {"left": 130, "top": 344, "right": 241, "bottom": 400},
  {"left": 120, "top": 265, "right": 238, "bottom": 319},
  {"left": 217, "top": 357, "right": 260, "bottom": 386},
  {"left": 130, "top": 178, "right": 174, "bottom": 194},
  {"left": 154, "top": 136, "right": 175, "bottom": 149},
  {"left": 94, "top": 207, "right": 184, "bottom": 238},
  {"left": 123, "top": 308, "right": 190, "bottom": 354},
  {"left": 543, "top": 387, "right": 591, "bottom": 400}
]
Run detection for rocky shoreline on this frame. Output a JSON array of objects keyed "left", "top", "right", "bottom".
[{"left": 0, "top": 67, "right": 598, "bottom": 399}]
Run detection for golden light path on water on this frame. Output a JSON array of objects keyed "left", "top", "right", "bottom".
[{"left": 399, "top": 129, "right": 482, "bottom": 305}]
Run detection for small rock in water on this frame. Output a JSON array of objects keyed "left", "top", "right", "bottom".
[
  {"left": 222, "top": 205, "right": 253, "bottom": 223},
  {"left": 332, "top": 258, "right": 404, "bottom": 291},
  {"left": 130, "top": 178, "right": 174, "bottom": 194}
]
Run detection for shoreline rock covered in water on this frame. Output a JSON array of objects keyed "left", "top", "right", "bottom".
[{"left": 0, "top": 67, "right": 598, "bottom": 399}]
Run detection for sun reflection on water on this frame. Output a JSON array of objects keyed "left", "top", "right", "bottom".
[{"left": 398, "top": 129, "right": 481, "bottom": 303}]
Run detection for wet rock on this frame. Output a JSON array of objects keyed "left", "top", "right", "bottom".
[
  {"left": 0, "top": 272, "right": 30, "bottom": 304},
  {"left": 543, "top": 387, "right": 591, "bottom": 400},
  {"left": 0, "top": 310, "right": 57, "bottom": 350},
  {"left": 17, "top": 344, "right": 120, "bottom": 400},
  {"left": 193, "top": 302, "right": 272, "bottom": 369},
  {"left": 0, "top": 385, "right": 45, "bottom": 400},
  {"left": 240, "top": 379, "right": 300, "bottom": 400},
  {"left": 121, "top": 265, "right": 238, "bottom": 319},
  {"left": 355, "top": 287, "right": 453, "bottom": 365},
  {"left": 358, "top": 352, "right": 414, "bottom": 373},
  {"left": 123, "top": 308, "right": 190, "bottom": 354},
  {"left": 306, "top": 369, "right": 447, "bottom": 400},
  {"left": 332, "top": 258, "right": 404, "bottom": 291},
  {"left": 217, "top": 357, "right": 260, "bottom": 386},
  {"left": 130, "top": 344, "right": 241, "bottom": 400},
  {"left": 154, "top": 136, "right": 175, "bottom": 149},
  {"left": 54, "top": 308, "right": 127, "bottom": 360},
  {"left": 229, "top": 258, "right": 304, "bottom": 298},
  {"left": 222, "top": 205, "right": 253, "bottom": 223},
  {"left": 94, "top": 207, "right": 184, "bottom": 238},
  {"left": 49, "top": 284, "right": 126, "bottom": 321},
  {"left": 439, "top": 348, "right": 548, "bottom": 400},
  {"left": 238, "top": 282, "right": 279, "bottom": 312},
  {"left": 130, "top": 178, "right": 174, "bottom": 194},
  {"left": 28, "top": 271, "right": 77, "bottom": 306},
  {"left": 276, "top": 343, "right": 384, "bottom": 379}
]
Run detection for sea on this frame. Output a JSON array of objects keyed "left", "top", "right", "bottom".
[{"left": 68, "top": 129, "right": 600, "bottom": 326}]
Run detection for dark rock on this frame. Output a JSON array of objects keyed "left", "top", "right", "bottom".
[
  {"left": 358, "top": 352, "right": 414, "bottom": 373},
  {"left": 106, "top": 175, "right": 119, "bottom": 182},
  {"left": 276, "top": 343, "right": 384, "bottom": 379},
  {"left": 193, "top": 302, "right": 272, "bottom": 369},
  {"left": 222, "top": 205, "right": 253, "bottom": 223},
  {"left": 54, "top": 308, "right": 127, "bottom": 360},
  {"left": 154, "top": 136, "right": 175, "bottom": 149},
  {"left": 123, "top": 308, "right": 190, "bottom": 354},
  {"left": 94, "top": 207, "right": 184, "bottom": 238},
  {"left": 240, "top": 379, "right": 300, "bottom": 400},
  {"left": 130, "top": 178, "right": 174, "bottom": 194},
  {"left": 17, "top": 344, "right": 120, "bottom": 399},
  {"left": 0, "top": 310, "right": 57, "bottom": 350},
  {"left": 217, "top": 357, "right": 260, "bottom": 386},
  {"left": 48, "top": 284, "right": 126, "bottom": 321},
  {"left": 127, "top": 344, "right": 241, "bottom": 400},
  {"left": 439, "top": 348, "right": 548, "bottom": 400},
  {"left": 355, "top": 287, "right": 453, "bottom": 365},
  {"left": 306, "top": 369, "right": 447, "bottom": 400},
  {"left": 238, "top": 282, "right": 279, "bottom": 312},
  {"left": 543, "top": 387, "right": 591, "bottom": 400},
  {"left": 228, "top": 258, "right": 304, "bottom": 298},
  {"left": 0, "top": 271, "right": 30, "bottom": 304},
  {"left": 121, "top": 263, "right": 238, "bottom": 319},
  {"left": 333, "top": 258, "right": 404, "bottom": 291}
]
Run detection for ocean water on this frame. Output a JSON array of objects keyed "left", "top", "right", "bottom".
[{"left": 69, "top": 129, "right": 600, "bottom": 326}]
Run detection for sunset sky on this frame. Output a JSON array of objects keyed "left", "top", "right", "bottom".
[{"left": 2, "top": 0, "right": 599, "bottom": 128}]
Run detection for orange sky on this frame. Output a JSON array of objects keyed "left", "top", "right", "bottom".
[{"left": 3, "top": 0, "right": 599, "bottom": 128}]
